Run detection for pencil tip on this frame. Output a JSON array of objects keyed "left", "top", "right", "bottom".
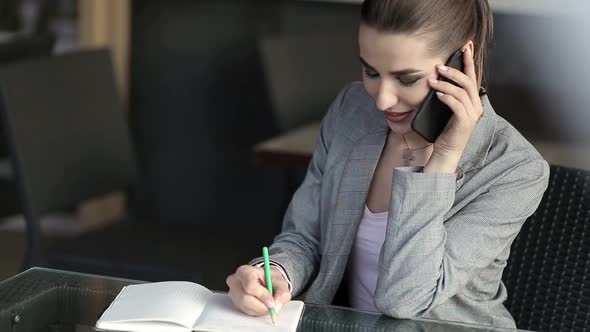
[{"left": 271, "top": 315, "right": 276, "bottom": 325}]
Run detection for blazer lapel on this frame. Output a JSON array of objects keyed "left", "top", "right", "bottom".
[{"left": 310, "top": 129, "right": 387, "bottom": 301}]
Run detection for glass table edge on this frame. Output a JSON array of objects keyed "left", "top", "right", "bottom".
[{"left": 0, "top": 267, "right": 534, "bottom": 332}]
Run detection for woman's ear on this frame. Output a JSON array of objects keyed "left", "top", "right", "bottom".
[{"left": 462, "top": 41, "right": 475, "bottom": 55}]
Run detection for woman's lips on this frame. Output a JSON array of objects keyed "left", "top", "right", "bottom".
[{"left": 384, "top": 110, "right": 414, "bottom": 123}]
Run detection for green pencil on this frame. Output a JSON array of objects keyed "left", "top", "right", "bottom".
[{"left": 262, "top": 246, "right": 276, "bottom": 325}]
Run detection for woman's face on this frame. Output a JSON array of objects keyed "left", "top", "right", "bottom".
[{"left": 359, "top": 24, "right": 446, "bottom": 135}]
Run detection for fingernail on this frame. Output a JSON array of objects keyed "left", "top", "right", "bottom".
[
  {"left": 265, "top": 300, "right": 275, "bottom": 309},
  {"left": 436, "top": 92, "right": 445, "bottom": 97},
  {"left": 437, "top": 65, "right": 448, "bottom": 71},
  {"left": 276, "top": 303, "right": 283, "bottom": 313},
  {"left": 429, "top": 78, "right": 438, "bottom": 84}
]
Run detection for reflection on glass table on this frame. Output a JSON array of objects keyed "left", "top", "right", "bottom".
[{"left": 0, "top": 268, "right": 532, "bottom": 332}]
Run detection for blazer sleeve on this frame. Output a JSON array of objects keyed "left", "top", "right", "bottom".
[
  {"left": 249, "top": 85, "right": 349, "bottom": 296},
  {"left": 374, "top": 158, "right": 550, "bottom": 318}
]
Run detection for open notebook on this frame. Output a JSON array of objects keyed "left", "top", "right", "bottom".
[{"left": 95, "top": 281, "right": 304, "bottom": 332}]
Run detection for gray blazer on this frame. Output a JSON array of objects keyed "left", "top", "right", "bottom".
[{"left": 257, "top": 82, "right": 549, "bottom": 328}]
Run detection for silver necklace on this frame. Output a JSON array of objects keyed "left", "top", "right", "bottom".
[{"left": 402, "top": 135, "right": 432, "bottom": 165}]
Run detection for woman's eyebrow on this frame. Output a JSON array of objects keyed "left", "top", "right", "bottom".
[{"left": 359, "top": 57, "right": 423, "bottom": 76}]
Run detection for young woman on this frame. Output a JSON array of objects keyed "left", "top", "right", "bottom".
[{"left": 227, "top": 0, "right": 549, "bottom": 328}]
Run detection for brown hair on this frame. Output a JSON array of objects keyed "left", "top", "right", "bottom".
[{"left": 361, "top": 0, "right": 493, "bottom": 92}]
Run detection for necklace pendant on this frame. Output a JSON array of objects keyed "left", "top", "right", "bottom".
[{"left": 402, "top": 148, "right": 415, "bottom": 165}]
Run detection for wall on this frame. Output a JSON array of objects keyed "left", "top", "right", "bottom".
[{"left": 128, "top": 0, "right": 590, "bottom": 228}]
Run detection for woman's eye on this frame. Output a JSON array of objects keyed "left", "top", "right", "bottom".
[
  {"left": 399, "top": 77, "right": 419, "bottom": 86},
  {"left": 363, "top": 69, "right": 379, "bottom": 78}
]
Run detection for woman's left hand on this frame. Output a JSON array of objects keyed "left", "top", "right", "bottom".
[{"left": 423, "top": 47, "right": 483, "bottom": 174}]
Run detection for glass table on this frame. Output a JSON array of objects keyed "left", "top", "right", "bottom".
[{"left": 0, "top": 268, "right": 531, "bottom": 332}]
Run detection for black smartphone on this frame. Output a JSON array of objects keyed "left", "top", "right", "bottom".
[{"left": 411, "top": 49, "right": 465, "bottom": 143}]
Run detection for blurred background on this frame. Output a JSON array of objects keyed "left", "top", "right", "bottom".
[{"left": 0, "top": 0, "right": 588, "bottom": 291}]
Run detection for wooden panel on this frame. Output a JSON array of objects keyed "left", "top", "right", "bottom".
[
  {"left": 77, "top": 0, "right": 131, "bottom": 230},
  {"left": 79, "top": 0, "right": 130, "bottom": 104}
]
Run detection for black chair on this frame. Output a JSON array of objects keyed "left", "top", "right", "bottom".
[
  {"left": 0, "top": 34, "right": 55, "bottom": 64},
  {"left": 0, "top": 34, "right": 55, "bottom": 219},
  {"left": 0, "top": 49, "right": 269, "bottom": 289},
  {"left": 503, "top": 164, "right": 590, "bottom": 332}
]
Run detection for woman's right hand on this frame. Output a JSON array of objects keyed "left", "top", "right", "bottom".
[{"left": 226, "top": 265, "right": 292, "bottom": 316}]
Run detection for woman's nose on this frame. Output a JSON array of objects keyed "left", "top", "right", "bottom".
[{"left": 375, "top": 82, "right": 399, "bottom": 111}]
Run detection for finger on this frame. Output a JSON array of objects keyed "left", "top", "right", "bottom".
[
  {"left": 239, "top": 268, "right": 276, "bottom": 309},
  {"left": 429, "top": 79, "right": 471, "bottom": 116},
  {"left": 436, "top": 64, "right": 479, "bottom": 104},
  {"left": 267, "top": 267, "right": 291, "bottom": 312},
  {"left": 435, "top": 92, "right": 468, "bottom": 120},
  {"left": 230, "top": 291, "right": 272, "bottom": 316},
  {"left": 273, "top": 286, "right": 292, "bottom": 313},
  {"left": 434, "top": 63, "right": 483, "bottom": 121},
  {"left": 227, "top": 274, "right": 270, "bottom": 316},
  {"left": 226, "top": 273, "right": 237, "bottom": 289}
]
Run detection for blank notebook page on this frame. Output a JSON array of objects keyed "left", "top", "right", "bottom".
[
  {"left": 98, "top": 281, "right": 212, "bottom": 329},
  {"left": 194, "top": 293, "right": 304, "bottom": 332}
]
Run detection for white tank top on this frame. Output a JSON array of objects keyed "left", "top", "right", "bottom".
[{"left": 349, "top": 205, "right": 389, "bottom": 312}]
